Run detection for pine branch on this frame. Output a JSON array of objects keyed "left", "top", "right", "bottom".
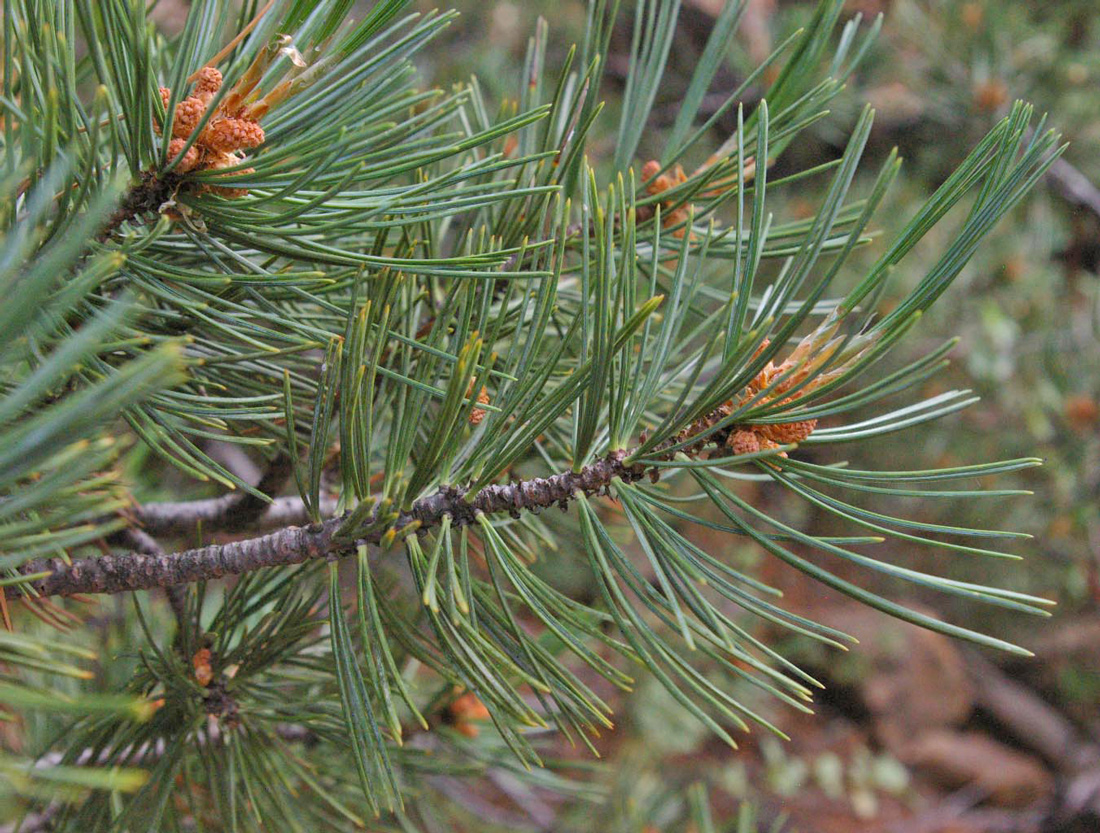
[
  {"left": 3, "top": 0, "right": 1062, "bottom": 825},
  {"left": 15, "top": 382, "right": 810, "bottom": 599},
  {"left": 10, "top": 451, "right": 653, "bottom": 600},
  {"left": 111, "top": 527, "right": 187, "bottom": 626}
]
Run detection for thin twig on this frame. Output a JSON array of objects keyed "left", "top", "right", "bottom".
[
  {"left": 132, "top": 454, "right": 306, "bottom": 536},
  {"left": 1045, "top": 153, "right": 1100, "bottom": 222},
  {"left": 139, "top": 491, "right": 340, "bottom": 537}
]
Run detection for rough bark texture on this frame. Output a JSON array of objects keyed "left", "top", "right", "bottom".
[
  {"left": 13, "top": 519, "right": 339, "bottom": 599},
  {"left": 409, "top": 450, "right": 646, "bottom": 527},
  {"left": 112, "top": 527, "right": 187, "bottom": 624},
  {"left": 9, "top": 451, "right": 649, "bottom": 600},
  {"left": 12, "top": 376, "right": 779, "bottom": 599}
]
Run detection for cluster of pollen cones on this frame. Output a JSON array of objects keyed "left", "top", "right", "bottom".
[
  {"left": 157, "top": 67, "right": 264, "bottom": 197},
  {"left": 723, "top": 338, "right": 820, "bottom": 456},
  {"left": 641, "top": 153, "right": 758, "bottom": 239},
  {"left": 666, "top": 317, "right": 877, "bottom": 462}
]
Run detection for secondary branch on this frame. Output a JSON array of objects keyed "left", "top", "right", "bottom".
[{"left": 135, "top": 455, "right": 308, "bottom": 537}]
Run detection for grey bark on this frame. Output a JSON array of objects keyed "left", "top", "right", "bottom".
[{"left": 9, "top": 451, "right": 646, "bottom": 599}]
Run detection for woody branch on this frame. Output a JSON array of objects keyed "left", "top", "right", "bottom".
[
  {"left": 8, "top": 451, "right": 652, "bottom": 600},
  {"left": 10, "top": 332, "right": 827, "bottom": 600}
]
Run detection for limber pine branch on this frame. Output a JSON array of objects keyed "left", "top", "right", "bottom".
[
  {"left": 8, "top": 451, "right": 654, "bottom": 600},
  {"left": 12, "top": 366, "right": 809, "bottom": 600}
]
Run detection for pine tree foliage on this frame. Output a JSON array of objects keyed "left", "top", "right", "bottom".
[{"left": 0, "top": 0, "right": 1062, "bottom": 828}]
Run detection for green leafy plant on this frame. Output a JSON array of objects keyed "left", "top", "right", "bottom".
[{"left": 0, "top": 0, "right": 1060, "bottom": 828}]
